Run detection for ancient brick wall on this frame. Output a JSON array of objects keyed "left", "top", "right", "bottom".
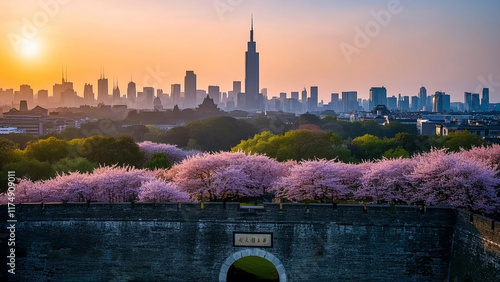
[{"left": 0, "top": 203, "right": 464, "bottom": 281}]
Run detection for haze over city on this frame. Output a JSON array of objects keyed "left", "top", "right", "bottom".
[{"left": 2, "top": 0, "right": 500, "bottom": 103}]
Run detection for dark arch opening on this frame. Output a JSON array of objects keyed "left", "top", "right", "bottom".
[{"left": 226, "top": 256, "right": 279, "bottom": 282}]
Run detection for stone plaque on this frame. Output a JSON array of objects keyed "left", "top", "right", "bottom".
[{"left": 233, "top": 232, "right": 273, "bottom": 248}]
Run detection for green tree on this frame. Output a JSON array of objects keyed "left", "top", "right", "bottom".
[
  {"left": 144, "top": 153, "right": 172, "bottom": 170},
  {"left": 24, "top": 137, "right": 70, "bottom": 164},
  {"left": 0, "top": 133, "right": 36, "bottom": 149},
  {"left": 53, "top": 157, "right": 98, "bottom": 174},
  {"left": 81, "top": 136, "right": 146, "bottom": 167},
  {"left": 441, "top": 131, "right": 485, "bottom": 152},
  {"left": 383, "top": 147, "right": 410, "bottom": 159},
  {"left": 0, "top": 159, "right": 55, "bottom": 192},
  {"left": 186, "top": 117, "right": 258, "bottom": 151},
  {"left": 233, "top": 129, "right": 353, "bottom": 162},
  {"left": 350, "top": 134, "right": 385, "bottom": 160},
  {"left": 158, "top": 127, "right": 190, "bottom": 148},
  {"left": 0, "top": 138, "right": 20, "bottom": 168},
  {"left": 294, "top": 113, "right": 322, "bottom": 128},
  {"left": 395, "top": 133, "right": 431, "bottom": 155}
]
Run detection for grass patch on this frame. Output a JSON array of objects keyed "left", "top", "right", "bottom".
[{"left": 232, "top": 256, "right": 278, "bottom": 280}]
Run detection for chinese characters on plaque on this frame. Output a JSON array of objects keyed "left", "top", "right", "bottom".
[{"left": 233, "top": 232, "right": 273, "bottom": 248}]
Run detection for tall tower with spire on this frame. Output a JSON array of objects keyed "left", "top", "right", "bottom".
[
  {"left": 245, "top": 15, "right": 261, "bottom": 111},
  {"left": 97, "top": 68, "right": 109, "bottom": 103}
]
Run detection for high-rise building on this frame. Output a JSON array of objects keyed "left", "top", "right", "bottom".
[
  {"left": 245, "top": 16, "right": 261, "bottom": 111},
  {"left": 410, "top": 96, "right": 419, "bottom": 111},
  {"left": 464, "top": 92, "right": 472, "bottom": 112},
  {"left": 330, "top": 93, "right": 339, "bottom": 112},
  {"left": 112, "top": 81, "right": 121, "bottom": 102},
  {"left": 127, "top": 81, "right": 137, "bottom": 104},
  {"left": 98, "top": 71, "right": 109, "bottom": 103},
  {"left": 433, "top": 91, "right": 446, "bottom": 113},
  {"left": 37, "top": 90, "right": 48, "bottom": 106},
  {"left": 171, "top": 84, "right": 181, "bottom": 106},
  {"left": 208, "top": 86, "right": 221, "bottom": 105},
  {"left": 184, "top": 71, "right": 197, "bottom": 108},
  {"left": 279, "top": 92, "right": 287, "bottom": 101},
  {"left": 309, "top": 86, "right": 318, "bottom": 111},
  {"left": 481, "top": 88, "right": 490, "bottom": 111},
  {"left": 16, "top": 84, "right": 34, "bottom": 105},
  {"left": 341, "top": 91, "right": 357, "bottom": 113},
  {"left": 419, "top": 87, "right": 427, "bottom": 111},
  {"left": 443, "top": 94, "right": 451, "bottom": 112},
  {"left": 0, "top": 88, "right": 14, "bottom": 105},
  {"left": 83, "top": 84, "right": 94, "bottom": 105},
  {"left": 398, "top": 95, "right": 410, "bottom": 111},
  {"left": 387, "top": 96, "right": 398, "bottom": 110},
  {"left": 53, "top": 72, "right": 73, "bottom": 104},
  {"left": 291, "top": 92, "right": 299, "bottom": 100},
  {"left": 233, "top": 81, "right": 241, "bottom": 95},
  {"left": 369, "top": 87, "right": 387, "bottom": 109},
  {"left": 143, "top": 87, "right": 155, "bottom": 109},
  {"left": 301, "top": 88, "right": 307, "bottom": 103},
  {"left": 471, "top": 93, "right": 480, "bottom": 112}
]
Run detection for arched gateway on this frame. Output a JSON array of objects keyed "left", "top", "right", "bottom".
[{"left": 219, "top": 249, "right": 287, "bottom": 282}]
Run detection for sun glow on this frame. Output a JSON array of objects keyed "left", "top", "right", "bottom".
[{"left": 19, "top": 39, "right": 40, "bottom": 59}]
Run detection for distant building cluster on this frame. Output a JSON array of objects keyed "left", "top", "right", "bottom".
[{"left": 0, "top": 17, "right": 498, "bottom": 139}]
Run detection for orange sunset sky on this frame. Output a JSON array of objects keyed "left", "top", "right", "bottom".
[{"left": 1, "top": 0, "right": 500, "bottom": 102}]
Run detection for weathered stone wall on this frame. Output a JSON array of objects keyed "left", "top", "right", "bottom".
[
  {"left": 449, "top": 210, "right": 500, "bottom": 282},
  {"left": 0, "top": 203, "right": 463, "bottom": 281}
]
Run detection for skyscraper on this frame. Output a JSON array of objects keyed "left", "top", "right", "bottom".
[
  {"left": 171, "top": 84, "right": 181, "bottom": 106},
  {"left": 83, "top": 83, "right": 94, "bottom": 105},
  {"left": 471, "top": 93, "right": 480, "bottom": 112},
  {"left": 482, "top": 88, "right": 490, "bottom": 111},
  {"left": 112, "top": 81, "right": 120, "bottom": 102},
  {"left": 341, "top": 91, "right": 357, "bottom": 113},
  {"left": 143, "top": 87, "right": 155, "bottom": 109},
  {"left": 433, "top": 91, "right": 445, "bottom": 113},
  {"left": 410, "top": 96, "right": 419, "bottom": 111},
  {"left": 369, "top": 87, "right": 387, "bottom": 109},
  {"left": 245, "top": 15, "right": 261, "bottom": 111},
  {"left": 53, "top": 71, "right": 73, "bottom": 104},
  {"left": 387, "top": 96, "right": 398, "bottom": 110},
  {"left": 464, "top": 92, "right": 472, "bottom": 112},
  {"left": 208, "top": 86, "right": 221, "bottom": 105},
  {"left": 37, "top": 90, "right": 48, "bottom": 106},
  {"left": 309, "top": 86, "right": 318, "bottom": 111},
  {"left": 98, "top": 70, "right": 109, "bottom": 103},
  {"left": 184, "top": 71, "right": 197, "bottom": 108},
  {"left": 127, "top": 81, "right": 137, "bottom": 105},
  {"left": 419, "top": 87, "right": 427, "bottom": 111}
]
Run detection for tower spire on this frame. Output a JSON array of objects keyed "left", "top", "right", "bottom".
[{"left": 250, "top": 14, "right": 254, "bottom": 42}]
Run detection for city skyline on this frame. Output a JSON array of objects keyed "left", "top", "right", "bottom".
[{"left": 1, "top": 0, "right": 500, "bottom": 102}]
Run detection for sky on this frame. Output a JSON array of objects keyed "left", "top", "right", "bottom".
[{"left": 1, "top": 0, "right": 500, "bottom": 103}]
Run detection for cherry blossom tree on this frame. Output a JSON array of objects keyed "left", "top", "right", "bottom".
[
  {"left": 165, "top": 152, "right": 284, "bottom": 201},
  {"left": 412, "top": 149, "right": 500, "bottom": 213},
  {"left": 0, "top": 165, "right": 188, "bottom": 204},
  {"left": 357, "top": 158, "right": 416, "bottom": 204},
  {"left": 272, "top": 160, "right": 351, "bottom": 203},
  {"left": 461, "top": 144, "right": 500, "bottom": 172},
  {"left": 138, "top": 141, "right": 199, "bottom": 164},
  {"left": 138, "top": 179, "right": 191, "bottom": 202}
]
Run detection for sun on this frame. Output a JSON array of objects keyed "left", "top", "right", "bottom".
[{"left": 19, "top": 39, "right": 41, "bottom": 59}]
